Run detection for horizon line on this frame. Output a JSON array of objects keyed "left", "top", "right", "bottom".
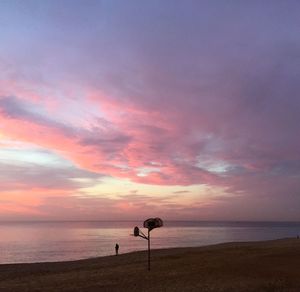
[{"left": 1, "top": 219, "right": 300, "bottom": 223}]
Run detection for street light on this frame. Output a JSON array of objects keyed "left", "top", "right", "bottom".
[{"left": 133, "top": 217, "right": 163, "bottom": 271}]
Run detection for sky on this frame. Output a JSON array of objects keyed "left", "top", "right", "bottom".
[{"left": 0, "top": 0, "right": 300, "bottom": 221}]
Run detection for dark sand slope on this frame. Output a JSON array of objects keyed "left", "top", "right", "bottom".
[{"left": 0, "top": 238, "right": 300, "bottom": 292}]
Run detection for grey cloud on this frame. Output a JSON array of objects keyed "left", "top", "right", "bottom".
[
  {"left": 0, "top": 96, "right": 75, "bottom": 137},
  {"left": 0, "top": 162, "right": 100, "bottom": 191}
]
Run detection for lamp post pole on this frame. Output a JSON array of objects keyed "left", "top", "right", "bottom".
[{"left": 133, "top": 218, "right": 163, "bottom": 271}]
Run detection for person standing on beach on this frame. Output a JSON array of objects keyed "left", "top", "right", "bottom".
[{"left": 115, "top": 243, "right": 119, "bottom": 256}]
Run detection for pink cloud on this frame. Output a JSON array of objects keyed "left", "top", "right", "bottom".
[{"left": 0, "top": 95, "right": 220, "bottom": 186}]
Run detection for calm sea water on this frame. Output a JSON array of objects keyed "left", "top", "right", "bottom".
[{"left": 0, "top": 221, "right": 299, "bottom": 264}]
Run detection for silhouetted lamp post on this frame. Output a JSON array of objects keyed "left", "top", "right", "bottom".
[{"left": 133, "top": 217, "right": 163, "bottom": 271}]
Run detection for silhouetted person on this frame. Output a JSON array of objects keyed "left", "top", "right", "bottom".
[{"left": 115, "top": 243, "right": 119, "bottom": 256}]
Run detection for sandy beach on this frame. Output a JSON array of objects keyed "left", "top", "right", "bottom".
[{"left": 0, "top": 238, "right": 299, "bottom": 292}]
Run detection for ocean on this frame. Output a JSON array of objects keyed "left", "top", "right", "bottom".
[{"left": 0, "top": 221, "right": 299, "bottom": 264}]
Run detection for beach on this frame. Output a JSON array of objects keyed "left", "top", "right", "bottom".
[{"left": 0, "top": 238, "right": 299, "bottom": 291}]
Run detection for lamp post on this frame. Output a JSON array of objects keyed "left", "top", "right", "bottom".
[{"left": 133, "top": 217, "right": 163, "bottom": 271}]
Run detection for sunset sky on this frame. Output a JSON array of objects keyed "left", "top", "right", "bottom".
[{"left": 0, "top": 0, "right": 300, "bottom": 221}]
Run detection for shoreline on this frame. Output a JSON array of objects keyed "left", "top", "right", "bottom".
[
  {"left": 0, "top": 238, "right": 299, "bottom": 291},
  {"left": 2, "top": 235, "right": 299, "bottom": 266},
  {"left": 0, "top": 236, "right": 296, "bottom": 266}
]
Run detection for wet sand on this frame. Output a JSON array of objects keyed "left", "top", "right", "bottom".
[{"left": 0, "top": 238, "right": 299, "bottom": 291}]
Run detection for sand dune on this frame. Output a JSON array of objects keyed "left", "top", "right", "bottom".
[{"left": 0, "top": 238, "right": 299, "bottom": 291}]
